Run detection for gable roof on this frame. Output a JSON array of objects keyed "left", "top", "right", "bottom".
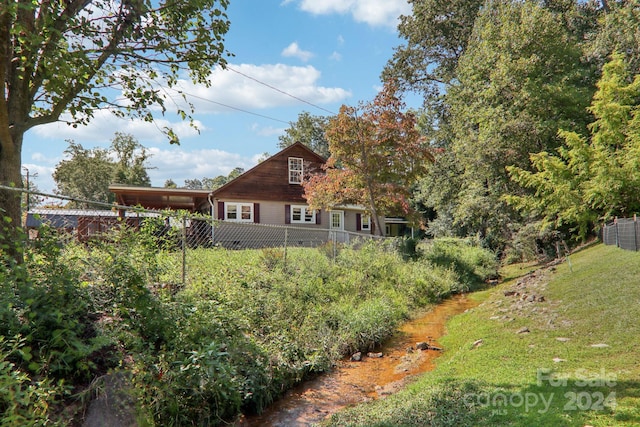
[{"left": 210, "top": 142, "right": 326, "bottom": 203}]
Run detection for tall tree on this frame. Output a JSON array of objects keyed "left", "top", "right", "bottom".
[
  {"left": 53, "top": 142, "right": 115, "bottom": 207},
  {"left": 506, "top": 53, "right": 640, "bottom": 239},
  {"left": 278, "top": 112, "right": 330, "bottom": 158},
  {"left": 53, "top": 134, "right": 152, "bottom": 207},
  {"left": 588, "top": 0, "right": 640, "bottom": 73},
  {"left": 382, "top": 0, "right": 484, "bottom": 98},
  {"left": 304, "top": 81, "right": 433, "bottom": 234},
  {"left": 416, "top": 0, "right": 596, "bottom": 248},
  {"left": 0, "top": 0, "right": 231, "bottom": 258},
  {"left": 182, "top": 167, "right": 244, "bottom": 190},
  {"left": 111, "top": 133, "right": 152, "bottom": 187}
]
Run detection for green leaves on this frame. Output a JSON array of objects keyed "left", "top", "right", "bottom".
[
  {"left": 506, "top": 53, "right": 640, "bottom": 239},
  {"left": 53, "top": 133, "right": 151, "bottom": 205}
]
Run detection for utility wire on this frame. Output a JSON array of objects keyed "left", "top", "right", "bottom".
[
  {"left": 172, "top": 89, "right": 292, "bottom": 125},
  {"left": 226, "top": 66, "right": 339, "bottom": 116}
]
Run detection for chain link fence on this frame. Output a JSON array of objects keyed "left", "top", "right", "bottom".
[
  {"left": 5, "top": 186, "right": 390, "bottom": 285},
  {"left": 602, "top": 217, "right": 640, "bottom": 251}
]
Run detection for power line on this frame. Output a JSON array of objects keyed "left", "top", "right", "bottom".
[
  {"left": 165, "top": 64, "right": 342, "bottom": 125},
  {"left": 226, "top": 66, "right": 338, "bottom": 116},
  {"left": 172, "top": 89, "right": 292, "bottom": 125}
]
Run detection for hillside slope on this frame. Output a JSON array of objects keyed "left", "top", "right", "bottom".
[{"left": 325, "top": 243, "right": 640, "bottom": 426}]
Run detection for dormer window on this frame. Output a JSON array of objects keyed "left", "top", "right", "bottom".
[{"left": 288, "top": 157, "right": 303, "bottom": 184}]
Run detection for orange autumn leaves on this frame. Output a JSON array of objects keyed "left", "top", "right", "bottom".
[{"left": 303, "top": 81, "right": 434, "bottom": 234}]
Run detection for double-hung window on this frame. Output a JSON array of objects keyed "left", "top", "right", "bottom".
[
  {"left": 361, "top": 214, "right": 371, "bottom": 231},
  {"left": 291, "top": 205, "right": 316, "bottom": 224},
  {"left": 225, "top": 202, "right": 253, "bottom": 222},
  {"left": 288, "top": 157, "right": 303, "bottom": 184}
]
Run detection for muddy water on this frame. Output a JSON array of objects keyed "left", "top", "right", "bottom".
[{"left": 235, "top": 294, "right": 477, "bottom": 427}]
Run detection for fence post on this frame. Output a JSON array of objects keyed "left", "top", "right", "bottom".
[
  {"left": 182, "top": 216, "right": 187, "bottom": 286},
  {"left": 615, "top": 217, "right": 619, "bottom": 248},
  {"left": 635, "top": 214, "right": 638, "bottom": 252},
  {"left": 283, "top": 227, "right": 288, "bottom": 268}
]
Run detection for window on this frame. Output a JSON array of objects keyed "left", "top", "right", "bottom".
[
  {"left": 225, "top": 202, "right": 253, "bottom": 222},
  {"left": 291, "top": 205, "right": 316, "bottom": 224},
  {"left": 361, "top": 214, "right": 371, "bottom": 231},
  {"left": 288, "top": 157, "right": 303, "bottom": 184}
]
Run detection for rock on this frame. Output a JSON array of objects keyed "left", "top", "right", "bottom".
[
  {"left": 552, "top": 357, "right": 567, "bottom": 363},
  {"left": 504, "top": 290, "right": 517, "bottom": 297},
  {"left": 351, "top": 352, "right": 362, "bottom": 361},
  {"left": 471, "top": 339, "right": 484, "bottom": 349},
  {"left": 416, "top": 342, "right": 443, "bottom": 352},
  {"left": 406, "top": 346, "right": 414, "bottom": 354},
  {"left": 83, "top": 373, "right": 138, "bottom": 427},
  {"left": 556, "top": 337, "right": 570, "bottom": 342},
  {"left": 537, "top": 296, "right": 546, "bottom": 302},
  {"left": 516, "top": 326, "right": 530, "bottom": 334},
  {"left": 367, "top": 352, "right": 383, "bottom": 358},
  {"left": 526, "top": 295, "right": 536, "bottom": 303},
  {"left": 416, "top": 342, "right": 429, "bottom": 351},
  {"left": 590, "top": 343, "right": 610, "bottom": 348}
]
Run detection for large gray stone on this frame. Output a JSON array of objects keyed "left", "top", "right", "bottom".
[{"left": 83, "top": 373, "right": 139, "bottom": 427}]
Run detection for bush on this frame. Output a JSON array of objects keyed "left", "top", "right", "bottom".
[
  {"left": 0, "top": 336, "right": 66, "bottom": 427},
  {"left": 503, "top": 222, "right": 562, "bottom": 264},
  {"left": 5, "top": 218, "right": 501, "bottom": 426},
  {"left": 421, "top": 238, "right": 498, "bottom": 288}
]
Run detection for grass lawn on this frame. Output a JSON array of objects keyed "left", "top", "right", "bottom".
[{"left": 324, "top": 243, "right": 640, "bottom": 426}]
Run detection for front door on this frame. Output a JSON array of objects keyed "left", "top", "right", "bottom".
[{"left": 330, "top": 210, "right": 347, "bottom": 243}]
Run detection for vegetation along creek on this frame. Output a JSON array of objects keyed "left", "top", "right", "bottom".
[{"left": 237, "top": 294, "right": 477, "bottom": 426}]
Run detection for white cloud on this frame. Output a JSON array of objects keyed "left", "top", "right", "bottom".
[
  {"left": 329, "top": 51, "right": 342, "bottom": 61},
  {"left": 250, "top": 123, "right": 286, "bottom": 137},
  {"left": 146, "top": 147, "right": 257, "bottom": 186},
  {"left": 281, "top": 42, "right": 314, "bottom": 62},
  {"left": 22, "top": 163, "right": 56, "bottom": 194},
  {"left": 296, "top": 0, "right": 410, "bottom": 28},
  {"left": 177, "top": 63, "right": 350, "bottom": 113},
  {"left": 28, "top": 62, "right": 348, "bottom": 145},
  {"left": 31, "top": 109, "right": 202, "bottom": 146}
]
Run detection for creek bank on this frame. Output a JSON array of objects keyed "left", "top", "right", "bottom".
[{"left": 235, "top": 294, "right": 478, "bottom": 427}]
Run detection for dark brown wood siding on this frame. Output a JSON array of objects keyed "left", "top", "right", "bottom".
[{"left": 212, "top": 143, "right": 324, "bottom": 203}]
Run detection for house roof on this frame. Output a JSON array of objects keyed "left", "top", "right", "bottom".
[
  {"left": 210, "top": 142, "right": 326, "bottom": 202},
  {"left": 25, "top": 208, "right": 160, "bottom": 228},
  {"left": 109, "top": 184, "right": 212, "bottom": 212},
  {"left": 108, "top": 142, "right": 326, "bottom": 210}
]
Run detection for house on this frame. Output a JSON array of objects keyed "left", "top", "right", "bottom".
[
  {"left": 106, "top": 142, "right": 383, "bottom": 247},
  {"left": 209, "top": 142, "right": 377, "bottom": 236}
]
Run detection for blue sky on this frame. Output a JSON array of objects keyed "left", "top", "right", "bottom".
[{"left": 22, "top": 0, "right": 418, "bottom": 194}]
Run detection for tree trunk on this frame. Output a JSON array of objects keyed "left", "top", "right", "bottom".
[
  {"left": 366, "top": 181, "right": 384, "bottom": 237},
  {"left": 0, "top": 128, "right": 25, "bottom": 263}
]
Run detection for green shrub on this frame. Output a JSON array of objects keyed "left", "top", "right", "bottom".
[
  {"left": 503, "top": 221, "right": 562, "bottom": 264},
  {"left": 3, "top": 217, "right": 501, "bottom": 426},
  {"left": 421, "top": 238, "right": 498, "bottom": 288},
  {"left": 260, "top": 247, "right": 285, "bottom": 270},
  {"left": 0, "top": 336, "right": 66, "bottom": 427}
]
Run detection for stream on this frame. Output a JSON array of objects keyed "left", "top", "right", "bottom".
[{"left": 235, "top": 294, "right": 477, "bottom": 427}]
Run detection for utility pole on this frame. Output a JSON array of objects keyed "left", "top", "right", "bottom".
[{"left": 22, "top": 167, "right": 29, "bottom": 211}]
